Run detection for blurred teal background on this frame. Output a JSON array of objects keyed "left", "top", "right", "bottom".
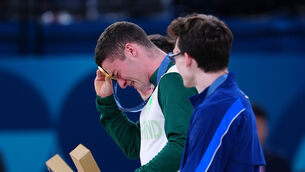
[{"left": 1, "top": 1, "right": 305, "bottom": 171}]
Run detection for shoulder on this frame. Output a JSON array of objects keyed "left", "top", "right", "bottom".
[
  {"left": 158, "top": 72, "right": 197, "bottom": 96},
  {"left": 193, "top": 94, "right": 251, "bottom": 129},
  {"left": 191, "top": 97, "right": 239, "bottom": 128},
  {"left": 159, "top": 65, "right": 180, "bottom": 86},
  {"left": 156, "top": 72, "right": 197, "bottom": 112},
  {"left": 160, "top": 72, "right": 182, "bottom": 86}
]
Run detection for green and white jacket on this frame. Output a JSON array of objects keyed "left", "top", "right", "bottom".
[{"left": 96, "top": 63, "right": 197, "bottom": 172}]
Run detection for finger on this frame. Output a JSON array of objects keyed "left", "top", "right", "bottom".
[
  {"left": 96, "top": 69, "right": 106, "bottom": 80},
  {"left": 104, "top": 75, "right": 112, "bottom": 85}
]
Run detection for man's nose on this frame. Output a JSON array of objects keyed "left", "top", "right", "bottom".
[{"left": 117, "top": 79, "right": 128, "bottom": 88}]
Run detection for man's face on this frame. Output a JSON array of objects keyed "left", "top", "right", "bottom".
[
  {"left": 101, "top": 53, "right": 152, "bottom": 95},
  {"left": 173, "top": 39, "right": 194, "bottom": 88}
]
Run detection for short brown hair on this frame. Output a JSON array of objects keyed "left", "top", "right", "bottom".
[
  {"left": 95, "top": 21, "right": 153, "bottom": 66},
  {"left": 167, "top": 13, "right": 233, "bottom": 72}
]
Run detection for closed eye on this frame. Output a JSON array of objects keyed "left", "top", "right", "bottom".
[{"left": 112, "top": 71, "right": 120, "bottom": 79}]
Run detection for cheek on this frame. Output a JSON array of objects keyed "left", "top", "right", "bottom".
[
  {"left": 120, "top": 67, "right": 133, "bottom": 79},
  {"left": 175, "top": 60, "right": 184, "bottom": 73},
  {"left": 176, "top": 65, "right": 189, "bottom": 86},
  {"left": 176, "top": 65, "right": 185, "bottom": 80},
  {"left": 176, "top": 61, "right": 188, "bottom": 77}
]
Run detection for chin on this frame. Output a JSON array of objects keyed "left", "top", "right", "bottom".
[
  {"left": 183, "top": 81, "right": 190, "bottom": 88},
  {"left": 184, "top": 81, "right": 195, "bottom": 88}
]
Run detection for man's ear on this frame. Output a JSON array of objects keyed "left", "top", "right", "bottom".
[
  {"left": 184, "top": 52, "right": 193, "bottom": 67},
  {"left": 125, "top": 43, "right": 137, "bottom": 57}
]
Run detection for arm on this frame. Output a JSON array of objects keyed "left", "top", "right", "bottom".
[
  {"left": 136, "top": 73, "right": 197, "bottom": 171},
  {"left": 96, "top": 96, "right": 141, "bottom": 158},
  {"left": 95, "top": 69, "right": 141, "bottom": 158}
]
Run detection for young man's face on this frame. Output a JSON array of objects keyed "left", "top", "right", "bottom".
[
  {"left": 101, "top": 53, "right": 152, "bottom": 95},
  {"left": 173, "top": 39, "right": 194, "bottom": 88}
]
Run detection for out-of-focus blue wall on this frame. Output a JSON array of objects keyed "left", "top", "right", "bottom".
[{"left": 0, "top": 17, "right": 305, "bottom": 172}]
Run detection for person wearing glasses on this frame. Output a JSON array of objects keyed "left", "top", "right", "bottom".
[
  {"left": 167, "top": 14, "right": 266, "bottom": 171},
  {"left": 94, "top": 21, "right": 197, "bottom": 171}
]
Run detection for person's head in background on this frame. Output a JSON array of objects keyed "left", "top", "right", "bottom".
[
  {"left": 167, "top": 13, "right": 233, "bottom": 91},
  {"left": 252, "top": 103, "right": 268, "bottom": 146},
  {"left": 148, "top": 34, "right": 175, "bottom": 53}
]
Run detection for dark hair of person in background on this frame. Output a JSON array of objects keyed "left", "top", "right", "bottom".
[
  {"left": 167, "top": 13, "right": 233, "bottom": 73},
  {"left": 252, "top": 104, "right": 267, "bottom": 119},
  {"left": 252, "top": 103, "right": 291, "bottom": 172},
  {"left": 148, "top": 34, "right": 175, "bottom": 53}
]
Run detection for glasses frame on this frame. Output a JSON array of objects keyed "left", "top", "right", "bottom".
[{"left": 168, "top": 52, "right": 182, "bottom": 62}]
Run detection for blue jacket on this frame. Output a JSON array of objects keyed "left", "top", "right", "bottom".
[{"left": 180, "top": 73, "right": 266, "bottom": 172}]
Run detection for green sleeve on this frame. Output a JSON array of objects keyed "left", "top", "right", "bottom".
[
  {"left": 96, "top": 95, "right": 141, "bottom": 159},
  {"left": 135, "top": 73, "right": 198, "bottom": 172}
]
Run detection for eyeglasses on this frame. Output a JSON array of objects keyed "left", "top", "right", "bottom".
[
  {"left": 98, "top": 66, "right": 116, "bottom": 80},
  {"left": 168, "top": 52, "right": 182, "bottom": 63}
]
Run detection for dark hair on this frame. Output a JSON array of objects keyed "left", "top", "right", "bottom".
[
  {"left": 148, "top": 34, "right": 175, "bottom": 53},
  {"left": 95, "top": 21, "right": 153, "bottom": 66},
  {"left": 167, "top": 13, "right": 233, "bottom": 72},
  {"left": 252, "top": 103, "right": 268, "bottom": 120}
]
